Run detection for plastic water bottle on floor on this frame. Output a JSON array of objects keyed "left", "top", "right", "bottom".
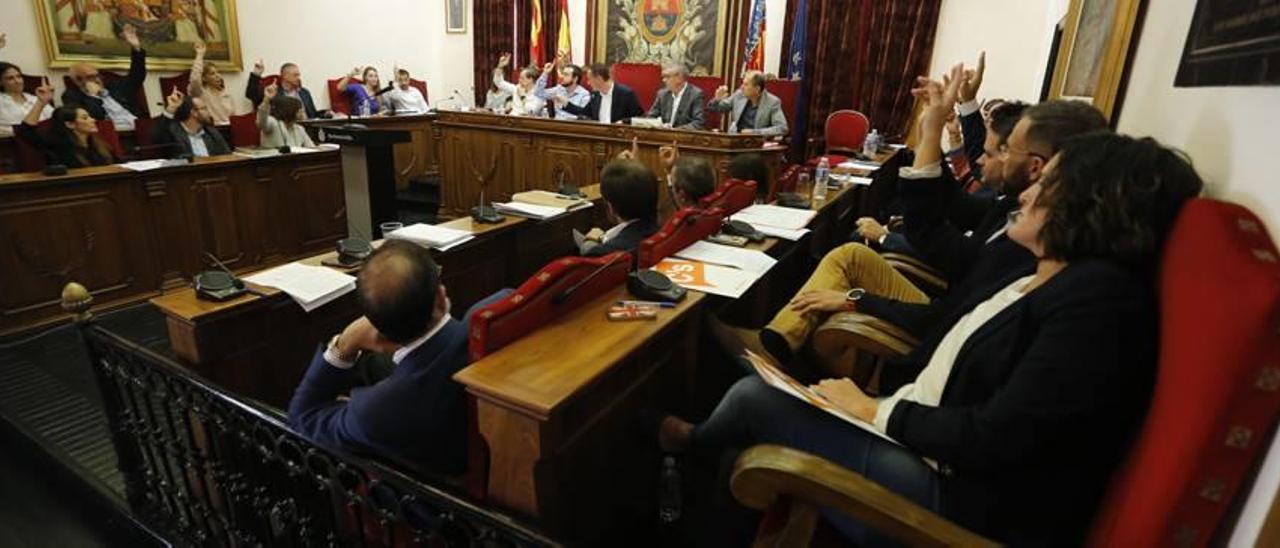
[
  {"left": 658, "top": 456, "right": 682, "bottom": 524},
  {"left": 814, "top": 157, "right": 830, "bottom": 202}
]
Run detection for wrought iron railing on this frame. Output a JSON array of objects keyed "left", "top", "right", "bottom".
[{"left": 78, "top": 318, "right": 556, "bottom": 547}]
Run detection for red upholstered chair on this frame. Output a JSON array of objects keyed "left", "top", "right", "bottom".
[
  {"left": 699, "top": 178, "right": 758, "bottom": 215},
  {"left": 468, "top": 251, "right": 633, "bottom": 361},
  {"left": 22, "top": 75, "right": 46, "bottom": 95},
  {"left": 731, "top": 198, "right": 1280, "bottom": 547},
  {"left": 327, "top": 77, "right": 359, "bottom": 116},
  {"left": 259, "top": 74, "right": 281, "bottom": 89},
  {"left": 637, "top": 207, "right": 727, "bottom": 268},
  {"left": 807, "top": 109, "right": 870, "bottom": 167},
  {"left": 687, "top": 75, "right": 724, "bottom": 129},
  {"left": 12, "top": 119, "right": 52, "bottom": 172},
  {"left": 611, "top": 63, "right": 661, "bottom": 112},
  {"left": 159, "top": 72, "right": 191, "bottom": 99},
  {"left": 95, "top": 119, "right": 125, "bottom": 160},
  {"left": 228, "top": 112, "right": 259, "bottom": 147},
  {"left": 130, "top": 116, "right": 155, "bottom": 158},
  {"left": 773, "top": 164, "right": 805, "bottom": 200},
  {"left": 768, "top": 78, "right": 801, "bottom": 138},
  {"left": 409, "top": 78, "right": 429, "bottom": 103}
]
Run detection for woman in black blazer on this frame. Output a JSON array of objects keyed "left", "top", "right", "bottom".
[{"left": 659, "top": 128, "right": 1205, "bottom": 545}]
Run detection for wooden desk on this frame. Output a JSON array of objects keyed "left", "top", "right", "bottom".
[
  {"left": 148, "top": 187, "right": 602, "bottom": 407},
  {"left": 432, "top": 110, "right": 787, "bottom": 217},
  {"left": 454, "top": 287, "right": 706, "bottom": 542},
  {"left": 0, "top": 150, "right": 343, "bottom": 337},
  {"left": 304, "top": 113, "right": 440, "bottom": 189}
]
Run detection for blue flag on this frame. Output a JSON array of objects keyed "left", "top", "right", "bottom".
[{"left": 785, "top": 0, "right": 808, "bottom": 79}]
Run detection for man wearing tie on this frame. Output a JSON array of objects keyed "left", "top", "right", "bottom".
[
  {"left": 647, "top": 63, "right": 705, "bottom": 129},
  {"left": 708, "top": 71, "right": 789, "bottom": 136},
  {"left": 557, "top": 63, "right": 644, "bottom": 124}
]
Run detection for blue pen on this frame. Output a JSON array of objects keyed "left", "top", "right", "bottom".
[{"left": 617, "top": 300, "right": 676, "bottom": 308}]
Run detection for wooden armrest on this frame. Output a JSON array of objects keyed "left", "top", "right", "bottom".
[
  {"left": 881, "top": 253, "right": 948, "bottom": 294},
  {"left": 813, "top": 311, "right": 918, "bottom": 359},
  {"left": 732, "top": 444, "right": 998, "bottom": 548}
]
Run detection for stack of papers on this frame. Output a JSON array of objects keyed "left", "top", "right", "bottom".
[
  {"left": 674, "top": 241, "right": 777, "bottom": 274},
  {"left": 650, "top": 241, "right": 778, "bottom": 299},
  {"left": 244, "top": 262, "right": 356, "bottom": 312},
  {"left": 512, "top": 190, "right": 593, "bottom": 211},
  {"left": 120, "top": 159, "right": 172, "bottom": 172},
  {"left": 385, "top": 223, "right": 475, "bottom": 251},
  {"left": 730, "top": 204, "right": 817, "bottom": 241},
  {"left": 836, "top": 159, "right": 883, "bottom": 172},
  {"left": 493, "top": 201, "right": 571, "bottom": 220},
  {"left": 831, "top": 173, "right": 874, "bottom": 186}
]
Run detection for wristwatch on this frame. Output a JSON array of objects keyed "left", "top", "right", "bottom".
[{"left": 844, "top": 288, "right": 866, "bottom": 311}]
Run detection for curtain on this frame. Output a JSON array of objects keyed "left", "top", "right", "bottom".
[
  {"left": 793, "top": 0, "right": 941, "bottom": 157},
  {"left": 472, "top": 0, "right": 532, "bottom": 105},
  {"left": 539, "top": 0, "right": 561, "bottom": 65}
]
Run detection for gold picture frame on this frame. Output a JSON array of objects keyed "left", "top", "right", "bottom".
[
  {"left": 32, "top": 0, "right": 243, "bottom": 72},
  {"left": 1046, "top": 0, "right": 1143, "bottom": 121},
  {"left": 446, "top": 0, "right": 467, "bottom": 34},
  {"left": 589, "top": 0, "right": 739, "bottom": 80}
]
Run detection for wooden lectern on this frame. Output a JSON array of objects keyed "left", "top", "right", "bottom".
[{"left": 315, "top": 123, "right": 412, "bottom": 239}]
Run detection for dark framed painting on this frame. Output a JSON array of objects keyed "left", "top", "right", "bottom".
[
  {"left": 590, "top": 0, "right": 735, "bottom": 77},
  {"left": 32, "top": 0, "right": 243, "bottom": 71},
  {"left": 1175, "top": 0, "right": 1280, "bottom": 87},
  {"left": 1046, "top": 0, "right": 1144, "bottom": 121}
]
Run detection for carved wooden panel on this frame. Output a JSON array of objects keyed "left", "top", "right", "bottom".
[{"left": 290, "top": 161, "right": 346, "bottom": 253}]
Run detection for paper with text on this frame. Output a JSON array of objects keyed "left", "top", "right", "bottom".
[
  {"left": 244, "top": 262, "right": 356, "bottom": 312},
  {"left": 744, "top": 350, "right": 901, "bottom": 446}
]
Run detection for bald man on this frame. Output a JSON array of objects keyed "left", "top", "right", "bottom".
[
  {"left": 62, "top": 24, "right": 148, "bottom": 130},
  {"left": 287, "top": 240, "right": 504, "bottom": 473}
]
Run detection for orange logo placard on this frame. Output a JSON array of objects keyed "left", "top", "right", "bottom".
[{"left": 654, "top": 259, "right": 709, "bottom": 287}]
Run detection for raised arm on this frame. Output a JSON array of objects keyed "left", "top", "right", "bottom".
[
  {"left": 256, "top": 83, "right": 277, "bottom": 132},
  {"left": 187, "top": 41, "right": 206, "bottom": 97},
  {"left": 335, "top": 66, "right": 360, "bottom": 94},
  {"left": 707, "top": 86, "right": 734, "bottom": 112},
  {"left": 24, "top": 81, "right": 55, "bottom": 126},
  {"left": 492, "top": 53, "right": 517, "bottom": 95},
  {"left": 120, "top": 25, "right": 147, "bottom": 90}
]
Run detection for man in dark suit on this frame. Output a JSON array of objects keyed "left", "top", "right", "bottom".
[
  {"left": 580, "top": 159, "right": 661, "bottom": 256},
  {"left": 246, "top": 60, "right": 320, "bottom": 120},
  {"left": 647, "top": 63, "right": 705, "bottom": 129},
  {"left": 150, "top": 88, "right": 231, "bottom": 158},
  {"left": 63, "top": 24, "right": 147, "bottom": 130},
  {"left": 557, "top": 63, "right": 644, "bottom": 124},
  {"left": 288, "top": 240, "right": 483, "bottom": 474}
]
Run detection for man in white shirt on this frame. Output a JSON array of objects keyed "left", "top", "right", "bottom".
[
  {"left": 533, "top": 51, "right": 591, "bottom": 121},
  {"left": 384, "top": 68, "right": 430, "bottom": 115},
  {"left": 556, "top": 63, "right": 644, "bottom": 124},
  {"left": 647, "top": 63, "right": 705, "bottom": 129}
]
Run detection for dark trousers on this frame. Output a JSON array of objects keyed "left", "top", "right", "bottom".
[{"left": 692, "top": 375, "right": 941, "bottom": 546}]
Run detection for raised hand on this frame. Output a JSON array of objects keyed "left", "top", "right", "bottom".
[
  {"left": 958, "top": 51, "right": 986, "bottom": 103},
  {"left": 497, "top": 53, "right": 511, "bottom": 69},
  {"left": 543, "top": 61, "right": 555, "bottom": 74},
  {"left": 263, "top": 83, "right": 278, "bottom": 100},
  {"left": 349, "top": 66, "right": 362, "bottom": 78},
  {"left": 165, "top": 88, "right": 185, "bottom": 113},
  {"left": 193, "top": 40, "right": 206, "bottom": 57},
  {"left": 122, "top": 24, "right": 141, "bottom": 49},
  {"left": 715, "top": 85, "right": 729, "bottom": 100},
  {"left": 252, "top": 58, "right": 265, "bottom": 75},
  {"left": 35, "top": 78, "right": 54, "bottom": 103},
  {"left": 658, "top": 142, "right": 679, "bottom": 169}
]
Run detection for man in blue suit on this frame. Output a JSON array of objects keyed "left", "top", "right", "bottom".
[{"left": 288, "top": 240, "right": 482, "bottom": 474}]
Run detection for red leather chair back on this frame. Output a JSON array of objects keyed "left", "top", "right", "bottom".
[
  {"left": 768, "top": 78, "right": 801, "bottom": 137},
  {"left": 775, "top": 164, "right": 804, "bottom": 199},
  {"left": 410, "top": 78, "right": 429, "bottom": 103},
  {"left": 12, "top": 119, "right": 52, "bottom": 172},
  {"left": 22, "top": 75, "right": 46, "bottom": 95},
  {"left": 699, "top": 178, "right": 758, "bottom": 215},
  {"left": 95, "top": 120, "right": 125, "bottom": 161},
  {"left": 327, "top": 77, "right": 359, "bottom": 116},
  {"left": 468, "top": 251, "right": 632, "bottom": 361},
  {"left": 825, "top": 109, "right": 869, "bottom": 155},
  {"left": 62, "top": 72, "right": 151, "bottom": 117},
  {"left": 687, "top": 75, "right": 723, "bottom": 129},
  {"left": 638, "top": 207, "right": 727, "bottom": 268},
  {"left": 1086, "top": 199, "right": 1280, "bottom": 547},
  {"left": 228, "top": 112, "right": 259, "bottom": 147},
  {"left": 159, "top": 72, "right": 191, "bottom": 99},
  {"left": 611, "top": 63, "right": 661, "bottom": 112},
  {"left": 259, "top": 74, "right": 281, "bottom": 89}
]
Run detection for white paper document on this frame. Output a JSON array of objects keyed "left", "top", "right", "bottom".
[
  {"left": 493, "top": 201, "right": 570, "bottom": 220},
  {"left": 744, "top": 350, "right": 901, "bottom": 446},
  {"left": 674, "top": 241, "right": 777, "bottom": 274},
  {"left": 837, "top": 160, "right": 883, "bottom": 172},
  {"left": 831, "top": 174, "right": 874, "bottom": 186},
  {"left": 651, "top": 258, "right": 759, "bottom": 299},
  {"left": 119, "top": 159, "right": 169, "bottom": 172},
  {"left": 385, "top": 223, "right": 476, "bottom": 251},
  {"left": 752, "top": 224, "right": 811, "bottom": 241},
  {"left": 244, "top": 262, "right": 356, "bottom": 312},
  {"left": 731, "top": 204, "right": 818, "bottom": 231}
]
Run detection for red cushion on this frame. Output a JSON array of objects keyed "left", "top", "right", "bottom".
[
  {"left": 774, "top": 164, "right": 804, "bottom": 198},
  {"left": 1087, "top": 198, "right": 1280, "bottom": 546},
  {"left": 769, "top": 79, "right": 801, "bottom": 137},
  {"left": 638, "top": 207, "right": 726, "bottom": 268},
  {"left": 824, "top": 110, "right": 869, "bottom": 154},
  {"left": 94, "top": 120, "right": 124, "bottom": 160},
  {"left": 22, "top": 74, "right": 45, "bottom": 95},
  {"left": 468, "top": 251, "right": 632, "bottom": 361},
  {"left": 611, "top": 63, "right": 661, "bottom": 112},
  {"left": 229, "top": 112, "right": 259, "bottom": 147},
  {"left": 409, "top": 78, "right": 429, "bottom": 104},
  {"left": 12, "top": 119, "right": 52, "bottom": 172},
  {"left": 159, "top": 72, "right": 191, "bottom": 99},
  {"left": 699, "top": 178, "right": 757, "bottom": 215},
  {"left": 328, "top": 77, "right": 359, "bottom": 116}
]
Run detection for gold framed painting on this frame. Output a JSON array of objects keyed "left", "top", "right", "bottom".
[
  {"left": 446, "top": 0, "right": 467, "bottom": 34},
  {"left": 32, "top": 0, "right": 243, "bottom": 72},
  {"left": 1046, "top": 0, "right": 1143, "bottom": 121},
  {"left": 588, "top": 0, "right": 739, "bottom": 79}
]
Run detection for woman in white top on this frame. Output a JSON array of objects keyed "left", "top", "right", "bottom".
[
  {"left": 0, "top": 62, "right": 53, "bottom": 137},
  {"left": 187, "top": 41, "right": 246, "bottom": 125},
  {"left": 656, "top": 74, "right": 1206, "bottom": 544},
  {"left": 256, "top": 83, "right": 314, "bottom": 148},
  {"left": 491, "top": 53, "right": 545, "bottom": 117}
]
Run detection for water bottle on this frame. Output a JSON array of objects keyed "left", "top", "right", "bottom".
[
  {"left": 658, "top": 456, "right": 682, "bottom": 524},
  {"left": 359, "top": 99, "right": 371, "bottom": 117},
  {"left": 863, "top": 129, "right": 880, "bottom": 158},
  {"left": 813, "top": 157, "right": 830, "bottom": 202}
]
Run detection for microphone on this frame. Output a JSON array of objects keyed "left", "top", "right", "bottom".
[
  {"left": 203, "top": 252, "right": 268, "bottom": 296},
  {"left": 554, "top": 251, "right": 629, "bottom": 304},
  {"left": 372, "top": 84, "right": 395, "bottom": 97}
]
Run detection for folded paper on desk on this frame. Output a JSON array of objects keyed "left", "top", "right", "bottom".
[
  {"left": 652, "top": 258, "right": 759, "bottom": 299},
  {"left": 244, "top": 262, "right": 356, "bottom": 312},
  {"left": 385, "top": 223, "right": 476, "bottom": 251},
  {"left": 120, "top": 159, "right": 186, "bottom": 171},
  {"left": 674, "top": 241, "right": 777, "bottom": 274},
  {"left": 233, "top": 147, "right": 281, "bottom": 158},
  {"left": 752, "top": 225, "right": 810, "bottom": 241},
  {"left": 493, "top": 201, "right": 575, "bottom": 220},
  {"left": 837, "top": 160, "right": 882, "bottom": 172},
  {"left": 731, "top": 204, "right": 818, "bottom": 231},
  {"left": 512, "top": 190, "right": 593, "bottom": 210},
  {"left": 831, "top": 173, "right": 873, "bottom": 186},
  {"left": 744, "top": 350, "right": 901, "bottom": 446}
]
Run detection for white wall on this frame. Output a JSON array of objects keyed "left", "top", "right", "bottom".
[
  {"left": 927, "top": 0, "right": 1068, "bottom": 104},
  {"left": 1, "top": 0, "right": 474, "bottom": 112}
]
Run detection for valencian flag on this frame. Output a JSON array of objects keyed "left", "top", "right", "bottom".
[
  {"left": 531, "top": 0, "right": 545, "bottom": 66},
  {"left": 742, "top": 0, "right": 766, "bottom": 73},
  {"left": 557, "top": 0, "right": 572, "bottom": 61}
]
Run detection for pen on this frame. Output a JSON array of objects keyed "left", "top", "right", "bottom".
[{"left": 617, "top": 300, "right": 676, "bottom": 308}]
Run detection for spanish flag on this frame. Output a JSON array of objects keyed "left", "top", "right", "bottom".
[
  {"left": 531, "top": 0, "right": 545, "bottom": 66},
  {"left": 557, "top": 0, "right": 572, "bottom": 61}
]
